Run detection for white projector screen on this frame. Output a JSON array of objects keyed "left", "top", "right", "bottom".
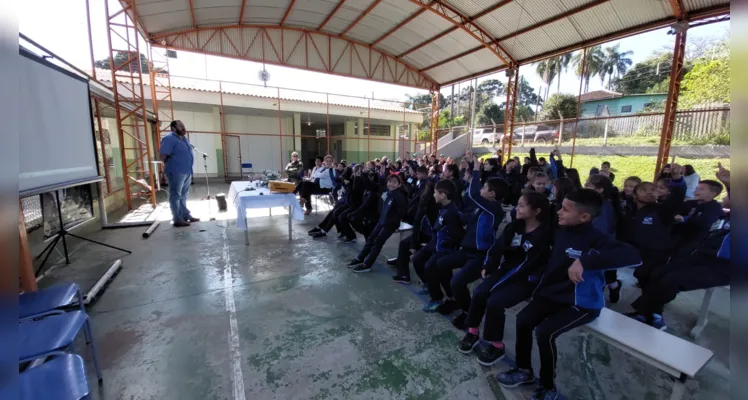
[{"left": 18, "top": 50, "right": 100, "bottom": 196}]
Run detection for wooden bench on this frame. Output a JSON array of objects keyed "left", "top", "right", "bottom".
[
  {"left": 583, "top": 308, "right": 713, "bottom": 400},
  {"left": 690, "top": 286, "right": 730, "bottom": 340}
]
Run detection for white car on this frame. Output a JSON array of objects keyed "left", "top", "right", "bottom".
[{"left": 471, "top": 128, "right": 497, "bottom": 145}]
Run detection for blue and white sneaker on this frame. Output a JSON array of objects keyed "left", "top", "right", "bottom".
[
  {"left": 495, "top": 368, "right": 535, "bottom": 388},
  {"left": 624, "top": 312, "right": 647, "bottom": 324},
  {"left": 652, "top": 314, "right": 667, "bottom": 331},
  {"left": 530, "top": 386, "right": 559, "bottom": 400},
  {"left": 416, "top": 287, "right": 429, "bottom": 296},
  {"left": 422, "top": 300, "right": 442, "bottom": 313}
]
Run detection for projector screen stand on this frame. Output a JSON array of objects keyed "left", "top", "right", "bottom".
[{"left": 35, "top": 190, "right": 132, "bottom": 276}]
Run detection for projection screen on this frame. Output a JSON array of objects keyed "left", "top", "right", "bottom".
[{"left": 18, "top": 50, "right": 100, "bottom": 197}]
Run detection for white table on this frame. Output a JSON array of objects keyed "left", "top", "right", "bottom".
[{"left": 228, "top": 182, "right": 305, "bottom": 244}]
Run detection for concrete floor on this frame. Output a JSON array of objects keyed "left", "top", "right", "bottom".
[{"left": 38, "top": 182, "right": 730, "bottom": 400}]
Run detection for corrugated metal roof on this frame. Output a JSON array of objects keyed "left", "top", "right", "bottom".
[{"left": 122, "top": 0, "right": 729, "bottom": 88}]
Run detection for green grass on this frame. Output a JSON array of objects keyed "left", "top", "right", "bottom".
[
  {"left": 474, "top": 135, "right": 729, "bottom": 148},
  {"left": 482, "top": 152, "right": 730, "bottom": 183}
]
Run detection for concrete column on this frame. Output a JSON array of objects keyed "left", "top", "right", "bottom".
[{"left": 293, "top": 113, "right": 302, "bottom": 151}]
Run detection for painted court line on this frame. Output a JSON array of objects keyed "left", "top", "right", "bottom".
[{"left": 223, "top": 225, "right": 247, "bottom": 400}]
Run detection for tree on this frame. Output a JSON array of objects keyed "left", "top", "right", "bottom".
[
  {"left": 611, "top": 52, "right": 675, "bottom": 94},
  {"left": 601, "top": 44, "right": 633, "bottom": 89},
  {"left": 535, "top": 59, "right": 558, "bottom": 100},
  {"left": 540, "top": 93, "right": 578, "bottom": 121},
  {"left": 477, "top": 103, "right": 503, "bottom": 125},
  {"left": 572, "top": 46, "right": 605, "bottom": 92},
  {"left": 94, "top": 51, "right": 158, "bottom": 73},
  {"left": 517, "top": 76, "right": 541, "bottom": 108},
  {"left": 679, "top": 46, "right": 730, "bottom": 108}
]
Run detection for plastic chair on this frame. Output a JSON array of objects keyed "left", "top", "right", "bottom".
[
  {"left": 19, "top": 283, "right": 84, "bottom": 320},
  {"left": 19, "top": 353, "right": 90, "bottom": 400},
  {"left": 241, "top": 163, "right": 253, "bottom": 179},
  {"left": 19, "top": 311, "right": 103, "bottom": 382}
]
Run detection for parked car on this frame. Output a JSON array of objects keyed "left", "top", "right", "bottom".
[
  {"left": 501, "top": 124, "right": 559, "bottom": 145},
  {"left": 471, "top": 127, "right": 496, "bottom": 145}
]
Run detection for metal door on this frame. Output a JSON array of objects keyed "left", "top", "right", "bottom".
[{"left": 225, "top": 135, "right": 242, "bottom": 181}]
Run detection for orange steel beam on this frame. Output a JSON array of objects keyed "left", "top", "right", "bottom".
[
  {"left": 669, "top": 0, "right": 686, "bottom": 19},
  {"left": 280, "top": 0, "right": 296, "bottom": 26},
  {"left": 370, "top": 8, "right": 427, "bottom": 46},
  {"left": 239, "top": 0, "right": 248, "bottom": 24},
  {"left": 655, "top": 25, "right": 687, "bottom": 179},
  {"left": 440, "top": 3, "right": 729, "bottom": 86},
  {"left": 502, "top": 68, "right": 518, "bottom": 159},
  {"left": 340, "top": 0, "right": 382, "bottom": 37},
  {"left": 428, "top": 0, "right": 608, "bottom": 71},
  {"left": 152, "top": 25, "right": 439, "bottom": 90},
  {"left": 188, "top": 0, "right": 197, "bottom": 28},
  {"left": 398, "top": 1, "right": 513, "bottom": 59},
  {"left": 403, "top": 0, "right": 514, "bottom": 65},
  {"left": 318, "top": 0, "right": 346, "bottom": 31},
  {"left": 429, "top": 90, "right": 439, "bottom": 155}
]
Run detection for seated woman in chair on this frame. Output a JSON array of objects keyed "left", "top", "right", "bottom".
[{"left": 298, "top": 155, "right": 336, "bottom": 215}]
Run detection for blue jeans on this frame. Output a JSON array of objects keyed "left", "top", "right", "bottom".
[{"left": 166, "top": 172, "right": 193, "bottom": 222}]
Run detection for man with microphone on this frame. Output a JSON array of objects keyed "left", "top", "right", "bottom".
[{"left": 160, "top": 120, "right": 199, "bottom": 227}]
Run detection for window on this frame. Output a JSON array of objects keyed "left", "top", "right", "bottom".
[
  {"left": 316, "top": 129, "right": 326, "bottom": 138},
  {"left": 364, "top": 124, "right": 390, "bottom": 137},
  {"left": 621, "top": 105, "right": 632, "bottom": 113}
]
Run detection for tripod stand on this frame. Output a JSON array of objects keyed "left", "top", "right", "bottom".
[
  {"left": 35, "top": 190, "right": 131, "bottom": 276},
  {"left": 200, "top": 153, "right": 216, "bottom": 221}
]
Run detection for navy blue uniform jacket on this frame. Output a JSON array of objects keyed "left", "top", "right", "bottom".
[
  {"left": 484, "top": 221, "right": 552, "bottom": 291},
  {"left": 621, "top": 178, "right": 686, "bottom": 253},
  {"left": 428, "top": 202, "right": 464, "bottom": 253},
  {"left": 377, "top": 188, "right": 408, "bottom": 230},
  {"left": 460, "top": 176, "right": 505, "bottom": 252},
  {"left": 533, "top": 224, "right": 642, "bottom": 310}
]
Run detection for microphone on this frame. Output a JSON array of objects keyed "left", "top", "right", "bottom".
[{"left": 191, "top": 144, "right": 208, "bottom": 157}]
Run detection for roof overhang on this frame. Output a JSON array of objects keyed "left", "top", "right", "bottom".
[{"left": 119, "top": 0, "right": 730, "bottom": 90}]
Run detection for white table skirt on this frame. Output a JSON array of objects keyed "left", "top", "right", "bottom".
[{"left": 229, "top": 182, "right": 305, "bottom": 231}]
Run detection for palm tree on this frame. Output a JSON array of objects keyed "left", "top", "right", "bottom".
[
  {"left": 573, "top": 46, "right": 605, "bottom": 92},
  {"left": 601, "top": 44, "right": 633, "bottom": 89},
  {"left": 535, "top": 59, "right": 558, "bottom": 101},
  {"left": 554, "top": 53, "right": 572, "bottom": 93}
]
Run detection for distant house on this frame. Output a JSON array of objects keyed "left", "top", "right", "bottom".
[{"left": 580, "top": 90, "right": 667, "bottom": 117}]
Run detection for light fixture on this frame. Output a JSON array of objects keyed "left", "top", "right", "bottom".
[{"left": 306, "top": 115, "right": 312, "bottom": 126}]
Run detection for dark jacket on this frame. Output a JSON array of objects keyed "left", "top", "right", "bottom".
[
  {"left": 592, "top": 199, "right": 617, "bottom": 236},
  {"left": 673, "top": 200, "right": 725, "bottom": 247},
  {"left": 461, "top": 176, "right": 505, "bottom": 252},
  {"left": 532, "top": 223, "right": 642, "bottom": 310},
  {"left": 620, "top": 178, "right": 686, "bottom": 255},
  {"left": 377, "top": 188, "right": 408, "bottom": 230},
  {"left": 411, "top": 195, "right": 439, "bottom": 251},
  {"left": 429, "top": 202, "right": 464, "bottom": 253},
  {"left": 483, "top": 221, "right": 552, "bottom": 289},
  {"left": 501, "top": 168, "right": 524, "bottom": 206},
  {"left": 343, "top": 176, "right": 366, "bottom": 208},
  {"left": 285, "top": 160, "right": 303, "bottom": 183},
  {"left": 691, "top": 214, "right": 730, "bottom": 261},
  {"left": 406, "top": 178, "right": 428, "bottom": 222}
]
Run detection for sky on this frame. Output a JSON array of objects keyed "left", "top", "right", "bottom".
[{"left": 18, "top": 0, "right": 729, "bottom": 106}]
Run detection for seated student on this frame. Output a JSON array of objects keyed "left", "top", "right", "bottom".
[
  {"left": 460, "top": 168, "right": 475, "bottom": 214},
  {"left": 390, "top": 180, "right": 438, "bottom": 284},
  {"left": 620, "top": 176, "right": 642, "bottom": 216},
  {"left": 501, "top": 159, "right": 524, "bottom": 206},
  {"left": 585, "top": 174, "right": 624, "bottom": 303},
  {"left": 342, "top": 169, "right": 380, "bottom": 242},
  {"left": 308, "top": 166, "right": 354, "bottom": 239},
  {"left": 600, "top": 161, "right": 615, "bottom": 183},
  {"left": 412, "top": 179, "right": 465, "bottom": 312},
  {"left": 434, "top": 157, "right": 509, "bottom": 325},
  {"left": 295, "top": 156, "right": 323, "bottom": 195},
  {"left": 537, "top": 157, "right": 552, "bottom": 176},
  {"left": 299, "top": 155, "right": 337, "bottom": 215},
  {"left": 442, "top": 163, "right": 464, "bottom": 210},
  {"left": 458, "top": 191, "right": 552, "bottom": 366},
  {"left": 671, "top": 179, "right": 725, "bottom": 252},
  {"left": 480, "top": 157, "right": 500, "bottom": 184},
  {"left": 531, "top": 172, "right": 551, "bottom": 197},
  {"left": 496, "top": 189, "right": 642, "bottom": 399},
  {"left": 404, "top": 166, "right": 429, "bottom": 224},
  {"left": 628, "top": 194, "right": 730, "bottom": 330},
  {"left": 346, "top": 174, "right": 408, "bottom": 272},
  {"left": 621, "top": 165, "right": 686, "bottom": 287}
]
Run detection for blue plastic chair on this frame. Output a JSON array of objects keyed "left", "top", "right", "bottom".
[
  {"left": 241, "top": 162, "right": 253, "bottom": 179},
  {"left": 19, "top": 283, "right": 84, "bottom": 320},
  {"left": 19, "top": 353, "right": 90, "bottom": 400},
  {"left": 19, "top": 311, "right": 103, "bottom": 382}
]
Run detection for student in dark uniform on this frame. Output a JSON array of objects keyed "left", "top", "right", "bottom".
[
  {"left": 495, "top": 189, "right": 641, "bottom": 400},
  {"left": 458, "top": 191, "right": 552, "bottom": 366}
]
